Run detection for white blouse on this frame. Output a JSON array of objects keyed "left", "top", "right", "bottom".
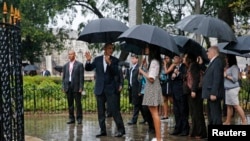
[{"left": 148, "top": 59, "right": 160, "bottom": 80}]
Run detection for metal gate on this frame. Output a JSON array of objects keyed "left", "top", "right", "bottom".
[{"left": 0, "top": 2, "right": 24, "bottom": 141}]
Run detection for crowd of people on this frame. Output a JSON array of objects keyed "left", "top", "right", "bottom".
[{"left": 61, "top": 44, "right": 248, "bottom": 141}]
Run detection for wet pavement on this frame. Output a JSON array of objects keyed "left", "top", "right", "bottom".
[{"left": 24, "top": 113, "right": 250, "bottom": 141}]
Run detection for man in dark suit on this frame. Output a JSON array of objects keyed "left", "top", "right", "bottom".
[
  {"left": 127, "top": 53, "right": 146, "bottom": 125},
  {"left": 202, "top": 46, "right": 224, "bottom": 125},
  {"left": 62, "top": 50, "right": 84, "bottom": 125},
  {"left": 41, "top": 67, "right": 51, "bottom": 76},
  {"left": 85, "top": 43, "right": 125, "bottom": 138},
  {"left": 170, "top": 54, "right": 189, "bottom": 136}
]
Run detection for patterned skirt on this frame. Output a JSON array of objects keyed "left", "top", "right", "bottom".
[{"left": 142, "top": 77, "right": 163, "bottom": 106}]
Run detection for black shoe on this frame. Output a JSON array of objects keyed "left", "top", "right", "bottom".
[
  {"left": 127, "top": 121, "right": 136, "bottom": 125},
  {"left": 67, "top": 120, "right": 75, "bottom": 124},
  {"left": 96, "top": 133, "right": 107, "bottom": 137},
  {"left": 139, "top": 120, "right": 147, "bottom": 124},
  {"left": 170, "top": 131, "right": 180, "bottom": 135},
  {"left": 114, "top": 132, "right": 125, "bottom": 137}
]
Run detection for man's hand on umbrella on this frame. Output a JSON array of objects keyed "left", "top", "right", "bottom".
[{"left": 85, "top": 51, "right": 92, "bottom": 61}]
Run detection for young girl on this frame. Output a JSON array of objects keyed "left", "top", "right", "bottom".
[{"left": 139, "top": 45, "right": 163, "bottom": 141}]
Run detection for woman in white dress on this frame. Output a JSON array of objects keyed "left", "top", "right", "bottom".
[{"left": 139, "top": 45, "right": 163, "bottom": 141}]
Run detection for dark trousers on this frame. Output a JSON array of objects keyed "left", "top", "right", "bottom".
[
  {"left": 106, "top": 92, "right": 121, "bottom": 116},
  {"left": 173, "top": 94, "right": 189, "bottom": 134},
  {"left": 143, "top": 105, "right": 154, "bottom": 130},
  {"left": 188, "top": 93, "right": 207, "bottom": 137},
  {"left": 131, "top": 95, "right": 146, "bottom": 123},
  {"left": 96, "top": 86, "right": 125, "bottom": 134},
  {"left": 66, "top": 86, "right": 82, "bottom": 121},
  {"left": 207, "top": 99, "right": 222, "bottom": 125}
]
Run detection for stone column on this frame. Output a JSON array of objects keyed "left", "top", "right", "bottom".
[{"left": 45, "top": 55, "right": 52, "bottom": 75}]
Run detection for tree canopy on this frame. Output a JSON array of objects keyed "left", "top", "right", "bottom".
[{"left": 1, "top": 0, "right": 250, "bottom": 63}]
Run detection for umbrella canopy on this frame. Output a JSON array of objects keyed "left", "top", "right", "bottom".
[
  {"left": 118, "top": 61, "right": 130, "bottom": 68},
  {"left": 172, "top": 35, "right": 209, "bottom": 63},
  {"left": 23, "top": 64, "right": 39, "bottom": 71},
  {"left": 118, "top": 24, "right": 180, "bottom": 56},
  {"left": 53, "top": 65, "right": 63, "bottom": 73},
  {"left": 119, "top": 42, "right": 142, "bottom": 55},
  {"left": 175, "top": 14, "right": 237, "bottom": 42},
  {"left": 218, "top": 42, "right": 250, "bottom": 58},
  {"left": 77, "top": 18, "right": 128, "bottom": 43},
  {"left": 223, "top": 35, "right": 250, "bottom": 54}
]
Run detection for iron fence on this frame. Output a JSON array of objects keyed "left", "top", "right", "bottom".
[
  {"left": 23, "top": 80, "right": 250, "bottom": 115},
  {"left": 23, "top": 82, "right": 134, "bottom": 114},
  {"left": 0, "top": 3, "right": 23, "bottom": 140}
]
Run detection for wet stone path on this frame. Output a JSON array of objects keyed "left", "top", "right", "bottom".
[
  {"left": 25, "top": 114, "right": 195, "bottom": 141},
  {"left": 25, "top": 113, "right": 250, "bottom": 141}
]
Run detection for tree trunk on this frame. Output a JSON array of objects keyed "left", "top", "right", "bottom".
[{"left": 217, "top": 1, "right": 234, "bottom": 43}]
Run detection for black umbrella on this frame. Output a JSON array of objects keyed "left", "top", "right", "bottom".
[
  {"left": 23, "top": 64, "right": 39, "bottom": 71},
  {"left": 223, "top": 35, "right": 250, "bottom": 54},
  {"left": 172, "top": 35, "right": 209, "bottom": 63},
  {"left": 175, "top": 14, "right": 237, "bottom": 42},
  {"left": 77, "top": 18, "right": 128, "bottom": 43},
  {"left": 53, "top": 66, "right": 63, "bottom": 73},
  {"left": 118, "top": 24, "right": 180, "bottom": 56},
  {"left": 119, "top": 42, "right": 142, "bottom": 55},
  {"left": 118, "top": 61, "right": 130, "bottom": 68},
  {"left": 218, "top": 42, "right": 250, "bottom": 58}
]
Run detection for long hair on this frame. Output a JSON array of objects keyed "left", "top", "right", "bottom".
[
  {"left": 148, "top": 44, "right": 162, "bottom": 74},
  {"left": 185, "top": 53, "right": 197, "bottom": 67},
  {"left": 227, "top": 54, "right": 237, "bottom": 67}
]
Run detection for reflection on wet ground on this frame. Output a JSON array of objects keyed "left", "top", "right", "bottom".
[{"left": 24, "top": 113, "right": 250, "bottom": 141}]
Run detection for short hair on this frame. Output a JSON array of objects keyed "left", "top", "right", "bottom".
[
  {"left": 103, "top": 43, "right": 114, "bottom": 49},
  {"left": 130, "top": 53, "right": 139, "bottom": 58}
]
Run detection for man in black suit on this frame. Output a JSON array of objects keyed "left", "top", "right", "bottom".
[
  {"left": 127, "top": 53, "right": 146, "bottom": 125},
  {"left": 170, "top": 54, "right": 189, "bottom": 136},
  {"left": 85, "top": 43, "right": 125, "bottom": 138},
  {"left": 62, "top": 50, "right": 84, "bottom": 125},
  {"left": 41, "top": 67, "right": 51, "bottom": 76},
  {"left": 202, "top": 46, "right": 224, "bottom": 125}
]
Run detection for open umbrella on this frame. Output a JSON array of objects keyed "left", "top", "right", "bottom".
[
  {"left": 218, "top": 42, "right": 250, "bottom": 58},
  {"left": 23, "top": 64, "right": 39, "bottom": 71},
  {"left": 118, "top": 24, "right": 179, "bottom": 56},
  {"left": 119, "top": 42, "right": 142, "bottom": 55},
  {"left": 53, "top": 65, "right": 63, "bottom": 73},
  {"left": 175, "top": 14, "right": 237, "bottom": 42},
  {"left": 172, "top": 35, "right": 209, "bottom": 63},
  {"left": 77, "top": 18, "right": 128, "bottom": 43},
  {"left": 223, "top": 35, "right": 250, "bottom": 54}
]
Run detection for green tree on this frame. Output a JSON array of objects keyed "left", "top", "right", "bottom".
[
  {"left": 3, "top": 0, "right": 250, "bottom": 64},
  {"left": 20, "top": 0, "right": 68, "bottom": 64}
]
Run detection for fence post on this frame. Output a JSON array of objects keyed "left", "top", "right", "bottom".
[{"left": 0, "top": 1, "right": 23, "bottom": 141}]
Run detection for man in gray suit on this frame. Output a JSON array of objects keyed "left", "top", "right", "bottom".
[
  {"left": 202, "top": 46, "right": 224, "bottom": 125},
  {"left": 85, "top": 43, "right": 125, "bottom": 138},
  {"left": 62, "top": 50, "right": 84, "bottom": 125}
]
